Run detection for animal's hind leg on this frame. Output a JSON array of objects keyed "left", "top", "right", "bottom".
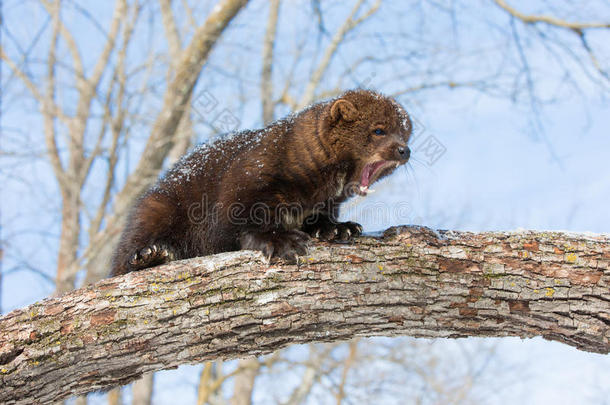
[
  {"left": 129, "top": 243, "right": 176, "bottom": 269},
  {"left": 111, "top": 191, "right": 182, "bottom": 276}
]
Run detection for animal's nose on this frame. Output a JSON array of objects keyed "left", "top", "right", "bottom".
[{"left": 397, "top": 145, "right": 410, "bottom": 160}]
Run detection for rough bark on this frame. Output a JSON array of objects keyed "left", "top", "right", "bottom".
[{"left": 1, "top": 226, "right": 608, "bottom": 404}]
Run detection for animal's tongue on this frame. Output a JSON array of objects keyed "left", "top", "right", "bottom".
[
  {"left": 360, "top": 161, "right": 387, "bottom": 187},
  {"left": 360, "top": 165, "right": 372, "bottom": 187}
]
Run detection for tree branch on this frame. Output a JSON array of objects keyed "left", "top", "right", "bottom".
[
  {"left": 298, "top": 0, "right": 381, "bottom": 108},
  {"left": 43, "top": 0, "right": 67, "bottom": 191},
  {"left": 261, "top": 0, "right": 280, "bottom": 125},
  {"left": 159, "top": 0, "right": 182, "bottom": 61},
  {"left": 1, "top": 226, "right": 608, "bottom": 403},
  {"left": 40, "top": 0, "right": 86, "bottom": 86},
  {"left": 492, "top": 0, "right": 610, "bottom": 30}
]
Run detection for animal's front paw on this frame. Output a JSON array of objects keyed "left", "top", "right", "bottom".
[
  {"left": 304, "top": 219, "right": 363, "bottom": 242},
  {"left": 239, "top": 229, "right": 310, "bottom": 263},
  {"left": 129, "top": 244, "right": 174, "bottom": 270}
]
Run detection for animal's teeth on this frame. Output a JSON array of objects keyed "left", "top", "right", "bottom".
[
  {"left": 367, "top": 188, "right": 375, "bottom": 193},
  {"left": 359, "top": 185, "right": 368, "bottom": 194}
]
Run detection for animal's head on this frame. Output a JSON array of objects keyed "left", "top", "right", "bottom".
[{"left": 323, "top": 89, "right": 412, "bottom": 195}]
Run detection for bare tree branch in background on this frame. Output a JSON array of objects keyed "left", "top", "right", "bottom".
[
  {"left": 2, "top": 0, "right": 138, "bottom": 295},
  {"left": 261, "top": 0, "right": 281, "bottom": 125},
  {"left": 335, "top": 340, "right": 358, "bottom": 405},
  {"left": 132, "top": 372, "right": 153, "bottom": 405},
  {"left": 159, "top": 0, "right": 196, "bottom": 164},
  {"left": 197, "top": 360, "right": 243, "bottom": 405},
  {"left": 492, "top": 0, "right": 610, "bottom": 86},
  {"left": 231, "top": 358, "right": 260, "bottom": 405},
  {"left": 107, "top": 388, "right": 123, "bottom": 405},
  {"left": 298, "top": 0, "right": 381, "bottom": 109},
  {"left": 282, "top": 344, "right": 340, "bottom": 405},
  {"left": 492, "top": 0, "right": 610, "bottom": 30}
]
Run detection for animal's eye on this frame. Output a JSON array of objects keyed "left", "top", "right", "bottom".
[{"left": 374, "top": 128, "right": 385, "bottom": 135}]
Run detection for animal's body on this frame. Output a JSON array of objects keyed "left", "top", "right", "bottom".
[{"left": 111, "top": 89, "right": 411, "bottom": 276}]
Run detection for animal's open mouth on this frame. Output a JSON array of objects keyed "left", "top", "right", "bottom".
[{"left": 357, "top": 160, "right": 399, "bottom": 195}]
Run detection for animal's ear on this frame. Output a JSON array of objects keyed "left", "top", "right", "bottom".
[{"left": 330, "top": 99, "right": 357, "bottom": 123}]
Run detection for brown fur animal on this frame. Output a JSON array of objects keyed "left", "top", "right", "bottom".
[{"left": 111, "top": 89, "right": 411, "bottom": 276}]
